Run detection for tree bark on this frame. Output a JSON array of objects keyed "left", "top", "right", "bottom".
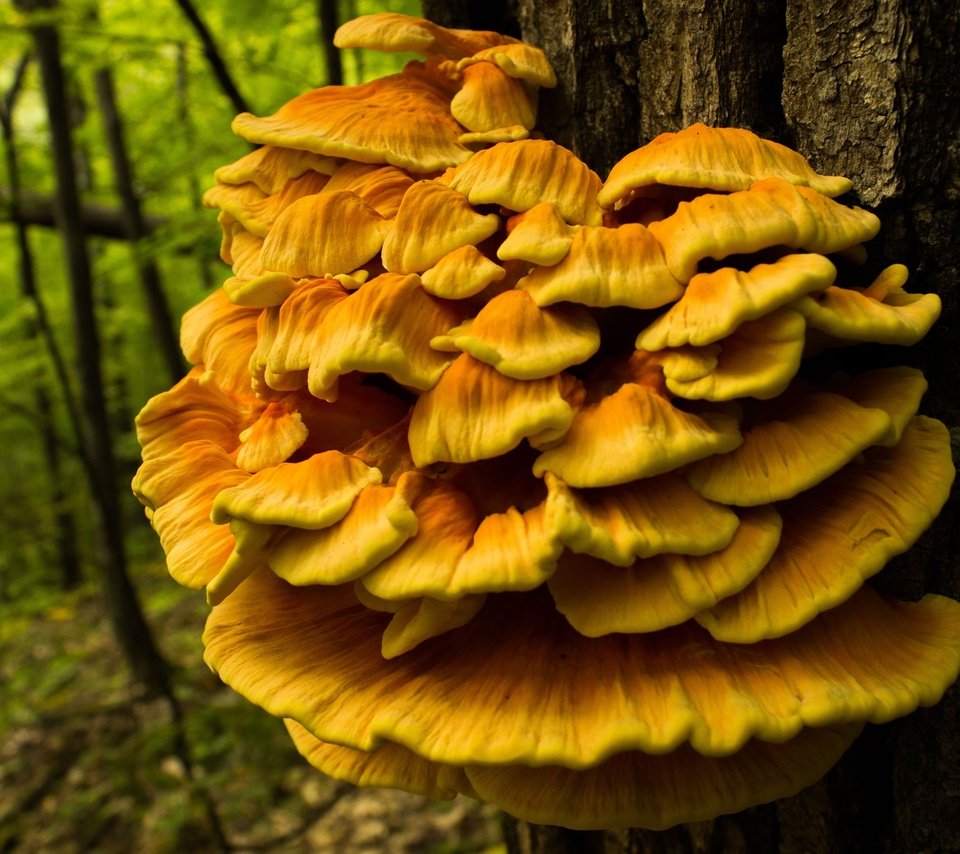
[
  {"left": 423, "top": 1, "right": 960, "bottom": 850},
  {"left": 18, "top": 0, "right": 172, "bottom": 697}
]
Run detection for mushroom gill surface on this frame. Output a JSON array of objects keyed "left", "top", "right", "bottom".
[{"left": 133, "top": 11, "right": 959, "bottom": 832}]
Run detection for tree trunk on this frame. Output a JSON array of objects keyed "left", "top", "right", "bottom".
[
  {"left": 176, "top": 42, "right": 216, "bottom": 290},
  {"left": 174, "top": 0, "right": 252, "bottom": 116},
  {"left": 1, "top": 54, "right": 82, "bottom": 591},
  {"left": 93, "top": 62, "right": 186, "bottom": 383},
  {"left": 423, "top": 1, "right": 959, "bottom": 850},
  {"left": 316, "top": 0, "right": 343, "bottom": 86},
  {"left": 19, "top": 0, "right": 172, "bottom": 697}
]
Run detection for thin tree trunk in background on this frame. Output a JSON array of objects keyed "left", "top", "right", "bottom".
[
  {"left": 98, "top": 274, "right": 134, "bottom": 436},
  {"left": 93, "top": 63, "right": 186, "bottom": 383},
  {"left": 424, "top": 2, "right": 960, "bottom": 850},
  {"left": 18, "top": 0, "right": 172, "bottom": 698},
  {"left": 1, "top": 54, "right": 82, "bottom": 591},
  {"left": 316, "top": 0, "right": 343, "bottom": 86},
  {"left": 176, "top": 43, "right": 216, "bottom": 289},
  {"left": 174, "top": 0, "right": 252, "bottom": 116}
]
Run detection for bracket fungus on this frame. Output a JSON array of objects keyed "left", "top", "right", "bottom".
[{"left": 134, "top": 12, "right": 959, "bottom": 833}]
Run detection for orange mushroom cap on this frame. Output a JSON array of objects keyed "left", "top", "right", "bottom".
[{"left": 134, "top": 13, "right": 959, "bottom": 833}]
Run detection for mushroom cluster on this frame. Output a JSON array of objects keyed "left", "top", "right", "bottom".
[{"left": 133, "top": 13, "right": 959, "bottom": 831}]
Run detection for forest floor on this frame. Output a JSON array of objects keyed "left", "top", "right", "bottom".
[{"left": 0, "top": 556, "right": 504, "bottom": 853}]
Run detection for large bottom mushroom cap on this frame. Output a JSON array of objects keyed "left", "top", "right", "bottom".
[
  {"left": 203, "top": 569, "right": 960, "bottom": 767},
  {"left": 285, "top": 718, "right": 863, "bottom": 830}
]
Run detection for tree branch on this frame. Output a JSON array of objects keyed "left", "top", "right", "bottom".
[
  {"left": 173, "top": 0, "right": 252, "bottom": 116},
  {"left": 0, "top": 188, "right": 167, "bottom": 238}
]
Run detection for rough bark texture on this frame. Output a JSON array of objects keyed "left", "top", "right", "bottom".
[{"left": 423, "top": 1, "right": 960, "bottom": 850}]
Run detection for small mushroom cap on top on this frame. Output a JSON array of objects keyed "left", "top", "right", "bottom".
[
  {"left": 441, "top": 138, "right": 604, "bottom": 226},
  {"left": 333, "top": 12, "right": 517, "bottom": 59},
  {"left": 599, "top": 124, "right": 852, "bottom": 209},
  {"left": 232, "top": 65, "right": 472, "bottom": 173},
  {"left": 457, "top": 43, "right": 557, "bottom": 87},
  {"left": 696, "top": 417, "right": 956, "bottom": 643}
]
